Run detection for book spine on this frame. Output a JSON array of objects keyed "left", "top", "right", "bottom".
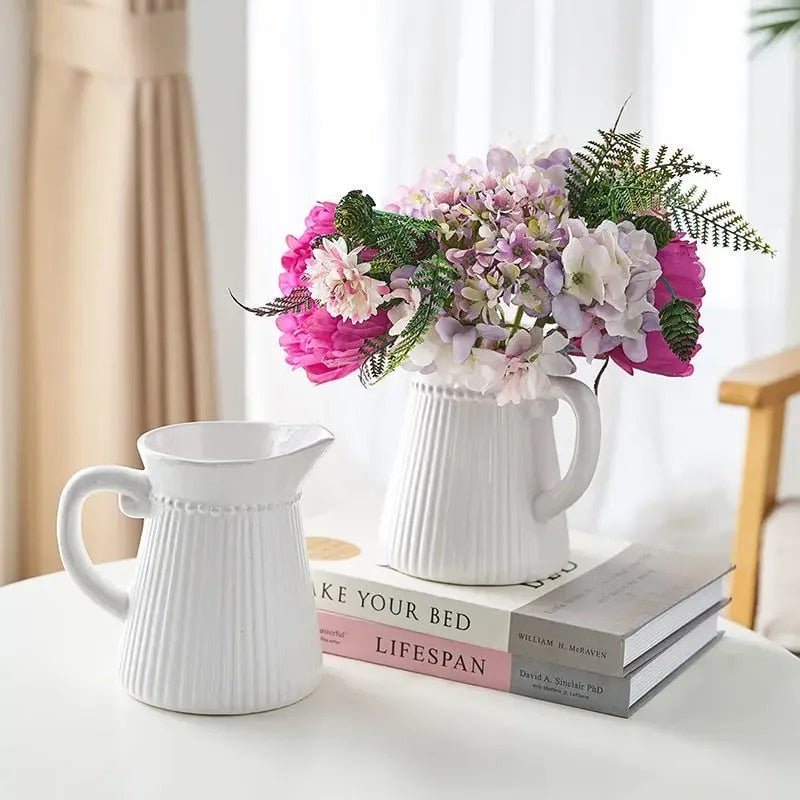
[
  {"left": 311, "top": 567, "right": 511, "bottom": 650},
  {"left": 507, "top": 615, "right": 626, "bottom": 676},
  {"left": 318, "top": 611, "right": 633, "bottom": 717}
]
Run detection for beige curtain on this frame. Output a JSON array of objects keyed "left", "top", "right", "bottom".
[
  {"left": 21, "top": 0, "right": 217, "bottom": 578},
  {"left": 0, "top": 1, "right": 28, "bottom": 585}
]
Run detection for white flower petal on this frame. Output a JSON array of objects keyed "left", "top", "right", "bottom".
[
  {"left": 542, "top": 330, "right": 569, "bottom": 354},
  {"left": 622, "top": 336, "right": 648, "bottom": 363},
  {"left": 506, "top": 330, "right": 533, "bottom": 358},
  {"left": 538, "top": 353, "right": 576, "bottom": 376},
  {"left": 580, "top": 325, "right": 602, "bottom": 361}
]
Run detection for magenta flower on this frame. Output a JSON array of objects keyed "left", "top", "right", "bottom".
[
  {"left": 276, "top": 308, "right": 391, "bottom": 385},
  {"left": 275, "top": 201, "right": 390, "bottom": 384},
  {"left": 278, "top": 201, "right": 337, "bottom": 295},
  {"left": 609, "top": 234, "right": 706, "bottom": 377}
]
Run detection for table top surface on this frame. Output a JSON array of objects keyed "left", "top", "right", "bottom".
[{"left": 2, "top": 561, "right": 800, "bottom": 800}]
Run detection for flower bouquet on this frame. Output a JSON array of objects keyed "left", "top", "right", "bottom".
[
  {"left": 239, "top": 114, "right": 772, "bottom": 403},
  {"left": 239, "top": 112, "right": 773, "bottom": 585}
]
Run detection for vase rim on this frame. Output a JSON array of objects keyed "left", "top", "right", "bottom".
[{"left": 409, "top": 376, "right": 557, "bottom": 410}]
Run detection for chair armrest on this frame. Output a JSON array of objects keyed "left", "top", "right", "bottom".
[{"left": 719, "top": 346, "right": 800, "bottom": 408}]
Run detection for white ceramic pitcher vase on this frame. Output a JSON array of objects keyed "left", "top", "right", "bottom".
[
  {"left": 379, "top": 377, "right": 601, "bottom": 585},
  {"left": 57, "top": 421, "right": 333, "bottom": 715}
]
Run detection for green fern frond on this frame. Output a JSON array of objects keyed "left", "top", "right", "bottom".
[
  {"left": 569, "top": 136, "right": 721, "bottom": 228},
  {"left": 638, "top": 146, "right": 719, "bottom": 180},
  {"left": 372, "top": 213, "right": 439, "bottom": 269},
  {"left": 567, "top": 115, "right": 773, "bottom": 254},
  {"left": 387, "top": 257, "right": 456, "bottom": 370},
  {"left": 678, "top": 184, "right": 708, "bottom": 208},
  {"left": 333, "top": 189, "right": 440, "bottom": 282},
  {"left": 566, "top": 129, "right": 642, "bottom": 199},
  {"left": 358, "top": 256, "right": 457, "bottom": 386},
  {"left": 358, "top": 333, "right": 393, "bottom": 387},
  {"left": 669, "top": 197, "right": 775, "bottom": 254},
  {"left": 229, "top": 287, "right": 313, "bottom": 317}
]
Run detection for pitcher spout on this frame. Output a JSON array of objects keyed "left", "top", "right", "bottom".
[
  {"left": 291, "top": 424, "right": 335, "bottom": 472},
  {"left": 136, "top": 421, "right": 335, "bottom": 507},
  {"left": 269, "top": 423, "right": 335, "bottom": 495}
]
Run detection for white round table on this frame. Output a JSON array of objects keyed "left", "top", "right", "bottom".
[{"left": 1, "top": 562, "right": 799, "bottom": 800}]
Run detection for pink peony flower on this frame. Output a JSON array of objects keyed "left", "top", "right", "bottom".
[
  {"left": 306, "top": 237, "right": 385, "bottom": 323},
  {"left": 276, "top": 201, "right": 391, "bottom": 384},
  {"left": 276, "top": 308, "right": 390, "bottom": 384},
  {"left": 609, "top": 234, "right": 706, "bottom": 377},
  {"left": 278, "top": 201, "right": 337, "bottom": 295}
]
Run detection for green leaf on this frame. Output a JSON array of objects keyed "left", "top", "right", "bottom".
[
  {"left": 659, "top": 298, "right": 700, "bottom": 362},
  {"left": 667, "top": 190, "right": 776, "bottom": 255},
  {"left": 633, "top": 215, "right": 674, "bottom": 250},
  {"left": 566, "top": 120, "right": 774, "bottom": 255},
  {"left": 372, "top": 211, "right": 439, "bottom": 268},
  {"left": 334, "top": 190, "right": 378, "bottom": 248},
  {"left": 568, "top": 133, "right": 720, "bottom": 228},
  {"left": 333, "top": 190, "right": 440, "bottom": 279},
  {"left": 389, "top": 257, "right": 456, "bottom": 369},
  {"left": 358, "top": 334, "right": 393, "bottom": 387},
  {"left": 330, "top": 189, "right": 462, "bottom": 385},
  {"left": 750, "top": 2, "right": 800, "bottom": 50}
]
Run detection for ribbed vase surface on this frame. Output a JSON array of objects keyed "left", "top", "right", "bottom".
[
  {"left": 119, "top": 496, "right": 319, "bottom": 714},
  {"left": 379, "top": 378, "right": 601, "bottom": 585},
  {"left": 57, "top": 421, "right": 334, "bottom": 714}
]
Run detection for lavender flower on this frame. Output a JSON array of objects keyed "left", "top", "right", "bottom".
[
  {"left": 496, "top": 224, "right": 538, "bottom": 267},
  {"left": 387, "top": 141, "right": 663, "bottom": 402},
  {"left": 435, "top": 317, "right": 507, "bottom": 364}
]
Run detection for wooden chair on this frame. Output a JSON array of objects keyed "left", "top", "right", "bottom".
[{"left": 719, "top": 346, "right": 800, "bottom": 628}]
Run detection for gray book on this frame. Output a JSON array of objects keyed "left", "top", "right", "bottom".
[
  {"left": 308, "top": 520, "right": 733, "bottom": 676},
  {"left": 510, "top": 604, "right": 724, "bottom": 716}
]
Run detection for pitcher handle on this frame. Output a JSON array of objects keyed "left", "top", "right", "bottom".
[
  {"left": 533, "top": 376, "right": 601, "bottom": 522},
  {"left": 56, "top": 465, "right": 151, "bottom": 620}
]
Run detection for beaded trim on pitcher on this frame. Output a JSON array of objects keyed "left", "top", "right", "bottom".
[
  {"left": 411, "top": 379, "right": 558, "bottom": 413},
  {"left": 148, "top": 493, "right": 301, "bottom": 516}
]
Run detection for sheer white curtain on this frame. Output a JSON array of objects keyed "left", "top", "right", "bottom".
[
  {"left": 748, "top": 0, "right": 800, "bottom": 495},
  {"left": 247, "top": 0, "right": 796, "bottom": 559}
]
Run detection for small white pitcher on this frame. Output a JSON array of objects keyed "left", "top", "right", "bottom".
[
  {"left": 57, "top": 421, "right": 333, "bottom": 714},
  {"left": 380, "top": 376, "right": 601, "bottom": 585}
]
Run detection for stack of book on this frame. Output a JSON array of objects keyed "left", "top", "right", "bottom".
[{"left": 306, "top": 523, "right": 731, "bottom": 717}]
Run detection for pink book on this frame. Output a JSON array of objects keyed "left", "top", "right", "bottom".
[
  {"left": 317, "top": 608, "right": 723, "bottom": 717},
  {"left": 319, "top": 609, "right": 511, "bottom": 691}
]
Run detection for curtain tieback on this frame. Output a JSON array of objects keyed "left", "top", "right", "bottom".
[{"left": 36, "top": 3, "right": 186, "bottom": 79}]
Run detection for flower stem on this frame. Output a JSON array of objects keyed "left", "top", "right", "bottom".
[
  {"left": 508, "top": 307, "right": 525, "bottom": 336},
  {"left": 593, "top": 357, "right": 610, "bottom": 396},
  {"left": 658, "top": 275, "right": 677, "bottom": 299}
]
